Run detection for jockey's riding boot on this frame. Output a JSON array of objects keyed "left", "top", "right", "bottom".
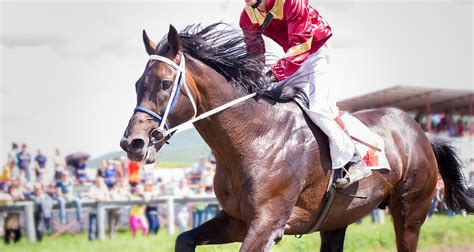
[
  {"left": 333, "top": 115, "right": 372, "bottom": 189},
  {"left": 335, "top": 150, "right": 372, "bottom": 189}
]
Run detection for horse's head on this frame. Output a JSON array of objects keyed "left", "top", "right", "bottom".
[{"left": 120, "top": 25, "right": 197, "bottom": 163}]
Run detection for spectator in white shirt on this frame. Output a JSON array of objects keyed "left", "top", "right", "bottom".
[
  {"left": 86, "top": 177, "right": 109, "bottom": 241},
  {"left": 174, "top": 179, "right": 194, "bottom": 233}
]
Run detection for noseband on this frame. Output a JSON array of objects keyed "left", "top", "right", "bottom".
[{"left": 134, "top": 53, "right": 197, "bottom": 134}]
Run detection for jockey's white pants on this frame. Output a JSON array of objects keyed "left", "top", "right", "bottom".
[{"left": 278, "top": 45, "right": 355, "bottom": 169}]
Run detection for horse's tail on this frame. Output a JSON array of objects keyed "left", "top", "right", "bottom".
[{"left": 430, "top": 137, "right": 474, "bottom": 213}]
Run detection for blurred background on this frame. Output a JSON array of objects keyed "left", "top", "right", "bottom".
[{"left": 0, "top": 0, "right": 472, "bottom": 251}]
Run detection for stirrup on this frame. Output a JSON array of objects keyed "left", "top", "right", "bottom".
[{"left": 335, "top": 161, "right": 371, "bottom": 189}]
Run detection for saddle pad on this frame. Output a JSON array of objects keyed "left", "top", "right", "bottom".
[{"left": 341, "top": 113, "right": 391, "bottom": 170}]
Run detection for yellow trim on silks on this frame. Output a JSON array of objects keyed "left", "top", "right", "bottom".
[
  {"left": 245, "top": 6, "right": 266, "bottom": 25},
  {"left": 244, "top": 0, "right": 285, "bottom": 25},
  {"left": 271, "top": 0, "right": 285, "bottom": 20},
  {"left": 284, "top": 37, "right": 313, "bottom": 57}
]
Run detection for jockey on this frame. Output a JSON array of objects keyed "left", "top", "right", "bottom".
[{"left": 240, "top": 0, "right": 372, "bottom": 188}]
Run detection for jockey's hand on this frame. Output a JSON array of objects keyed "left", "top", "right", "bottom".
[{"left": 265, "top": 70, "right": 277, "bottom": 84}]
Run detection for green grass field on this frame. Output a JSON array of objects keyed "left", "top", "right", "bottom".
[{"left": 1, "top": 215, "right": 473, "bottom": 252}]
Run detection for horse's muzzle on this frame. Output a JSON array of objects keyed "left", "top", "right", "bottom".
[{"left": 120, "top": 136, "right": 148, "bottom": 162}]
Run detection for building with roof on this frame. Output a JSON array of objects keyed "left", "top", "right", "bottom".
[
  {"left": 338, "top": 85, "right": 473, "bottom": 132},
  {"left": 337, "top": 85, "right": 474, "bottom": 184}
]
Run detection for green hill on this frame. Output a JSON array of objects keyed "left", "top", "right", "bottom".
[{"left": 88, "top": 128, "right": 210, "bottom": 168}]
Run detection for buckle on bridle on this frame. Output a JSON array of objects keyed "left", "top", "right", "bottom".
[{"left": 150, "top": 128, "right": 170, "bottom": 145}]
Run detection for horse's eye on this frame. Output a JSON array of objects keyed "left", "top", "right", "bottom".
[{"left": 162, "top": 80, "right": 173, "bottom": 90}]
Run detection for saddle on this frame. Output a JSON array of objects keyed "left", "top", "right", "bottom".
[{"left": 264, "top": 85, "right": 390, "bottom": 171}]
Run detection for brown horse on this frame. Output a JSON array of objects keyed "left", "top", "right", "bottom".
[{"left": 120, "top": 23, "right": 474, "bottom": 251}]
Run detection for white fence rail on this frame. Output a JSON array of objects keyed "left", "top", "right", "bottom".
[{"left": 0, "top": 196, "right": 219, "bottom": 242}]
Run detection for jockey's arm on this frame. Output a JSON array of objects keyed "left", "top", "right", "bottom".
[
  {"left": 239, "top": 10, "right": 266, "bottom": 66},
  {"left": 271, "top": 0, "right": 314, "bottom": 82}
]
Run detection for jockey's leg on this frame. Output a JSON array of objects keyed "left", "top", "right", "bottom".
[
  {"left": 305, "top": 45, "right": 371, "bottom": 188},
  {"left": 334, "top": 116, "right": 372, "bottom": 188},
  {"left": 305, "top": 45, "right": 353, "bottom": 169}
]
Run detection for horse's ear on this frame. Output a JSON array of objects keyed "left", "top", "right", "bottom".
[
  {"left": 167, "top": 24, "right": 181, "bottom": 56},
  {"left": 142, "top": 29, "right": 157, "bottom": 55}
]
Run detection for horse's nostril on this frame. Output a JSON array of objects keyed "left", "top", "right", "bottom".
[
  {"left": 120, "top": 138, "right": 129, "bottom": 151},
  {"left": 130, "top": 138, "right": 145, "bottom": 152}
]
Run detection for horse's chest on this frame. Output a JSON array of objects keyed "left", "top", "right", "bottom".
[{"left": 213, "top": 168, "right": 244, "bottom": 219}]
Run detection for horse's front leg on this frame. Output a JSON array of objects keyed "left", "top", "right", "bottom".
[
  {"left": 239, "top": 179, "right": 302, "bottom": 251},
  {"left": 175, "top": 210, "right": 247, "bottom": 252},
  {"left": 238, "top": 195, "right": 298, "bottom": 252}
]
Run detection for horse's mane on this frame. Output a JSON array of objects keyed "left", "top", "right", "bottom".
[
  {"left": 177, "top": 22, "right": 308, "bottom": 106},
  {"left": 178, "top": 22, "right": 269, "bottom": 94}
]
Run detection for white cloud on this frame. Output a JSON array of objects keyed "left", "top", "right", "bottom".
[{"left": 0, "top": 1, "right": 472, "bottom": 161}]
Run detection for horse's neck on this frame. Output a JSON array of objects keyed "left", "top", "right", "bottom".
[
  {"left": 189, "top": 61, "right": 265, "bottom": 160},
  {"left": 194, "top": 92, "right": 262, "bottom": 159}
]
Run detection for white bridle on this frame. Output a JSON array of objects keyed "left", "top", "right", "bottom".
[{"left": 134, "top": 53, "right": 257, "bottom": 139}]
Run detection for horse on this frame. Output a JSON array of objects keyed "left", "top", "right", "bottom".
[{"left": 120, "top": 23, "right": 474, "bottom": 251}]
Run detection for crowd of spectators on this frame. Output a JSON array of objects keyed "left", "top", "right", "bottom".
[
  {"left": 0, "top": 142, "right": 218, "bottom": 244},
  {"left": 3, "top": 139, "right": 467, "bottom": 244},
  {"left": 415, "top": 113, "right": 474, "bottom": 137}
]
